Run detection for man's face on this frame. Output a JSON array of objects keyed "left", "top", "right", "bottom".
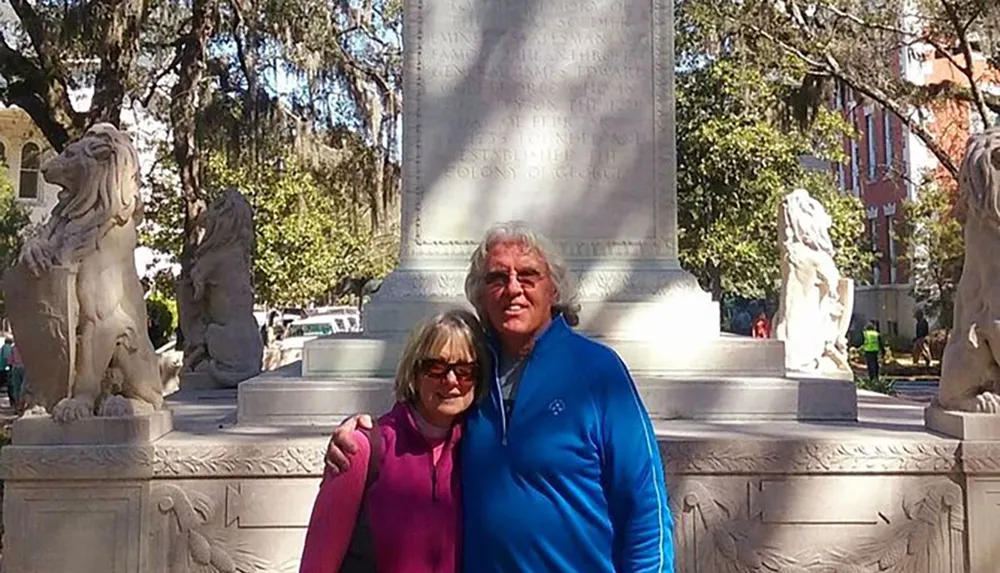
[{"left": 481, "top": 242, "right": 556, "bottom": 347}]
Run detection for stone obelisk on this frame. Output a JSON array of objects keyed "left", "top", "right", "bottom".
[{"left": 362, "top": 0, "right": 718, "bottom": 342}]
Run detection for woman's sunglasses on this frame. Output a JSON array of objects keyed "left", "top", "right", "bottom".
[{"left": 419, "top": 358, "right": 478, "bottom": 382}]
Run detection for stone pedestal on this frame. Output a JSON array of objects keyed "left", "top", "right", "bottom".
[
  {"left": 1, "top": 411, "right": 173, "bottom": 573},
  {"left": 923, "top": 405, "right": 1000, "bottom": 572}
]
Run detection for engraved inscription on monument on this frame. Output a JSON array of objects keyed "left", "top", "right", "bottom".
[{"left": 411, "top": 0, "right": 669, "bottom": 246}]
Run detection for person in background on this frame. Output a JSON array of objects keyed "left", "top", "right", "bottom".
[
  {"left": 751, "top": 312, "right": 771, "bottom": 339},
  {"left": 9, "top": 340, "right": 25, "bottom": 413},
  {"left": 912, "top": 310, "right": 932, "bottom": 367},
  {"left": 300, "top": 309, "right": 490, "bottom": 573},
  {"left": 862, "top": 321, "right": 885, "bottom": 383},
  {"left": 324, "top": 220, "right": 675, "bottom": 573},
  {"left": 0, "top": 335, "right": 13, "bottom": 405}
]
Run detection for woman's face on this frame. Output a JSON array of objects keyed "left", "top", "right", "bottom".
[{"left": 415, "top": 335, "right": 478, "bottom": 428}]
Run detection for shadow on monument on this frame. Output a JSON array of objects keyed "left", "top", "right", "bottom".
[{"left": 393, "top": 2, "right": 967, "bottom": 570}]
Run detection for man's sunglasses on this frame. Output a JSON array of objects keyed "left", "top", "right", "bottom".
[{"left": 419, "top": 358, "right": 478, "bottom": 382}]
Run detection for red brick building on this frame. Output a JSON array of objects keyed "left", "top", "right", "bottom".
[{"left": 833, "top": 43, "right": 998, "bottom": 339}]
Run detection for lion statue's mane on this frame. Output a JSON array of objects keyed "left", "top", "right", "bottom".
[{"left": 46, "top": 123, "right": 143, "bottom": 266}]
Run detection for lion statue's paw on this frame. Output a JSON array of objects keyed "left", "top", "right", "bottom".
[
  {"left": 51, "top": 397, "right": 95, "bottom": 423},
  {"left": 99, "top": 395, "right": 154, "bottom": 417},
  {"left": 974, "top": 391, "right": 1000, "bottom": 413}
]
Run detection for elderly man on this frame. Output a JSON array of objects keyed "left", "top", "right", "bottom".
[{"left": 326, "top": 221, "right": 674, "bottom": 572}]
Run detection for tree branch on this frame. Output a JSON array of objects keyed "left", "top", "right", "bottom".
[
  {"left": 748, "top": 23, "right": 961, "bottom": 180},
  {"left": 0, "top": 36, "right": 82, "bottom": 149},
  {"left": 939, "top": 0, "right": 990, "bottom": 126}
]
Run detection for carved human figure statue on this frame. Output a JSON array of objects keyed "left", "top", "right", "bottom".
[
  {"left": 177, "top": 189, "right": 263, "bottom": 388},
  {"left": 772, "top": 188, "right": 854, "bottom": 372},
  {"left": 3, "top": 123, "right": 164, "bottom": 421},
  {"left": 937, "top": 128, "right": 1000, "bottom": 412}
]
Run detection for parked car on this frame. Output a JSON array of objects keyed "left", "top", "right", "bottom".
[{"left": 279, "top": 312, "right": 360, "bottom": 366}]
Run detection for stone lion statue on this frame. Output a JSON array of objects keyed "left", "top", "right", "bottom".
[
  {"left": 938, "top": 128, "right": 1000, "bottom": 412},
  {"left": 3, "top": 123, "right": 163, "bottom": 421},
  {"left": 772, "top": 188, "right": 854, "bottom": 372},
  {"left": 177, "top": 188, "right": 263, "bottom": 388}
]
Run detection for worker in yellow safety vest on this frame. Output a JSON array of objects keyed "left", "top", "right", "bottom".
[{"left": 861, "top": 321, "right": 885, "bottom": 383}]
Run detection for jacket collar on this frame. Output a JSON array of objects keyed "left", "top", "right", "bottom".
[{"left": 387, "top": 401, "right": 463, "bottom": 448}]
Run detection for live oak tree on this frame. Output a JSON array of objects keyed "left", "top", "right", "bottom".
[
  {"left": 0, "top": 0, "right": 403, "bottom": 309},
  {"left": 0, "top": 178, "right": 31, "bottom": 311}
]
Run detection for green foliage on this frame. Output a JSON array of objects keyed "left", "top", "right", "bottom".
[
  {"left": 199, "top": 153, "right": 396, "bottom": 307},
  {"left": 676, "top": 54, "right": 866, "bottom": 301},
  {"left": 145, "top": 296, "right": 176, "bottom": 348},
  {"left": 0, "top": 177, "right": 31, "bottom": 310},
  {"left": 896, "top": 181, "right": 964, "bottom": 328},
  {"left": 806, "top": 177, "right": 876, "bottom": 283},
  {"left": 855, "top": 374, "right": 896, "bottom": 395}
]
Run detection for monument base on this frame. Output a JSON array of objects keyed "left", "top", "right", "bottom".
[
  {"left": 9, "top": 390, "right": 996, "bottom": 572},
  {"left": 361, "top": 264, "right": 721, "bottom": 340},
  {"left": 11, "top": 409, "right": 174, "bottom": 445},
  {"left": 924, "top": 405, "right": 1000, "bottom": 439},
  {"left": 303, "top": 334, "right": 788, "bottom": 377},
  {"left": 236, "top": 372, "right": 857, "bottom": 425},
  {"left": 1, "top": 410, "right": 175, "bottom": 573}
]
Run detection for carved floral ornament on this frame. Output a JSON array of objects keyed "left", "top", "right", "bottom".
[{"left": 0, "top": 440, "right": 970, "bottom": 480}]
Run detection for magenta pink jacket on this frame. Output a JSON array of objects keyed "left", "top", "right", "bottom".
[{"left": 300, "top": 402, "right": 463, "bottom": 573}]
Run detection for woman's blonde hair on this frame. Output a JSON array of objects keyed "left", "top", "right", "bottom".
[{"left": 394, "top": 308, "right": 491, "bottom": 404}]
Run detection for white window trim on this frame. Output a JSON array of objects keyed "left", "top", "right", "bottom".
[
  {"left": 883, "top": 111, "right": 893, "bottom": 171},
  {"left": 866, "top": 110, "right": 877, "bottom": 181},
  {"left": 850, "top": 136, "right": 860, "bottom": 196},
  {"left": 17, "top": 139, "right": 43, "bottom": 203}
]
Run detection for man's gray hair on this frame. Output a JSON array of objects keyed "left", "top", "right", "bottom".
[{"left": 464, "top": 220, "right": 580, "bottom": 326}]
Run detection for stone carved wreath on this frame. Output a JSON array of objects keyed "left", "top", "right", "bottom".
[{"left": 674, "top": 481, "right": 963, "bottom": 573}]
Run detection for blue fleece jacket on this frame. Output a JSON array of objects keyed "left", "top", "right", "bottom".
[{"left": 461, "top": 315, "right": 675, "bottom": 572}]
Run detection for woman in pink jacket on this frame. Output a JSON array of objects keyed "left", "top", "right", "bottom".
[{"left": 300, "top": 309, "right": 490, "bottom": 573}]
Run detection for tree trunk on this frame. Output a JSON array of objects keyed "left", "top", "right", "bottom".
[{"left": 170, "top": 0, "right": 214, "bottom": 280}]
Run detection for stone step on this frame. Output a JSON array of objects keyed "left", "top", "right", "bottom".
[
  {"left": 301, "top": 334, "right": 786, "bottom": 378},
  {"left": 236, "top": 372, "right": 856, "bottom": 426}
]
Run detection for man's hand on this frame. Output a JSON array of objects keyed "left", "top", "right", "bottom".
[{"left": 324, "top": 413, "right": 374, "bottom": 472}]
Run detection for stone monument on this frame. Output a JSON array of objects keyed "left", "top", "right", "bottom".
[
  {"left": 177, "top": 188, "right": 263, "bottom": 389},
  {"left": 3, "top": 123, "right": 166, "bottom": 421},
  {"left": 15, "top": 1, "right": 998, "bottom": 571},
  {"left": 772, "top": 188, "right": 854, "bottom": 373},
  {"left": 239, "top": 0, "right": 857, "bottom": 425}
]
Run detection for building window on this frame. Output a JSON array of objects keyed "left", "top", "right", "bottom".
[
  {"left": 885, "top": 215, "right": 896, "bottom": 283},
  {"left": 19, "top": 142, "right": 40, "bottom": 199},
  {"left": 0, "top": 141, "right": 6, "bottom": 166},
  {"left": 866, "top": 110, "right": 877, "bottom": 181},
  {"left": 838, "top": 161, "right": 846, "bottom": 194},
  {"left": 868, "top": 217, "right": 880, "bottom": 285},
  {"left": 835, "top": 80, "right": 843, "bottom": 109},
  {"left": 883, "top": 111, "right": 893, "bottom": 171},
  {"left": 850, "top": 142, "right": 860, "bottom": 195}
]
